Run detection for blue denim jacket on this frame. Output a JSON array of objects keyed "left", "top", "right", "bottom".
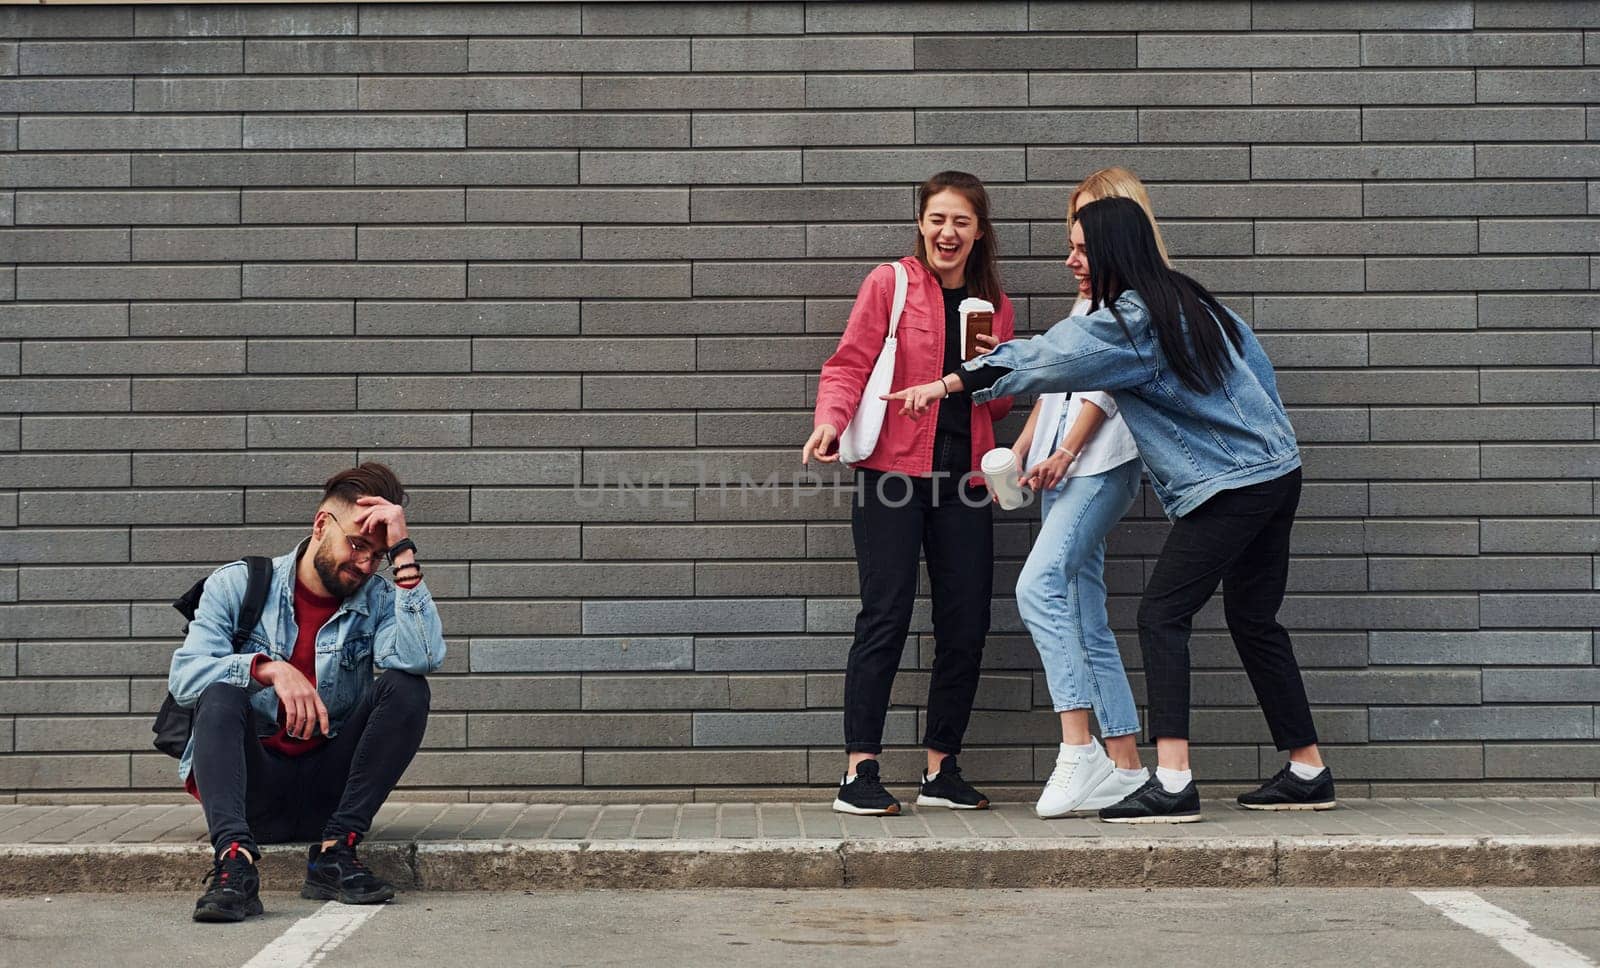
[
  {"left": 167, "top": 540, "right": 446, "bottom": 783},
  {"left": 964, "top": 290, "right": 1300, "bottom": 519}
]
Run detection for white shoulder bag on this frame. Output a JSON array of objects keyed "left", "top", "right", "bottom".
[{"left": 838, "top": 261, "right": 908, "bottom": 465}]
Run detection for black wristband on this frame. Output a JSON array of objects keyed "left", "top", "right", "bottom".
[{"left": 387, "top": 537, "right": 418, "bottom": 560}]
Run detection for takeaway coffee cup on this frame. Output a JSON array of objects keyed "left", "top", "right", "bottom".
[
  {"left": 980, "top": 447, "right": 1029, "bottom": 510},
  {"left": 957, "top": 297, "right": 995, "bottom": 360}
]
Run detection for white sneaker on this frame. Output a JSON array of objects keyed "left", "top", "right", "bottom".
[
  {"left": 1036, "top": 742, "right": 1114, "bottom": 818},
  {"left": 1080, "top": 765, "right": 1150, "bottom": 812}
]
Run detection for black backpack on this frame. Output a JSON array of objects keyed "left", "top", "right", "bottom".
[{"left": 151, "top": 556, "right": 274, "bottom": 758}]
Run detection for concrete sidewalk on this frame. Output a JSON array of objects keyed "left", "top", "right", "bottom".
[{"left": 1, "top": 799, "right": 1596, "bottom": 893}]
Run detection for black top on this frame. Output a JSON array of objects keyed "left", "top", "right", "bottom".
[
  {"left": 933, "top": 283, "right": 972, "bottom": 471},
  {"left": 962, "top": 359, "right": 1008, "bottom": 395}
]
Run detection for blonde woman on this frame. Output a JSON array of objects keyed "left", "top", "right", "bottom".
[{"left": 1010, "top": 168, "right": 1166, "bottom": 817}]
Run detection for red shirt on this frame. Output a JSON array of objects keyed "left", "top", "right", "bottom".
[
  {"left": 259, "top": 579, "right": 339, "bottom": 758},
  {"left": 813, "top": 256, "right": 1015, "bottom": 477},
  {"left": 186, "top": 578, "right": 340, "bottom": 801}
]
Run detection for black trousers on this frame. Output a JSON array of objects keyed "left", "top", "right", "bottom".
[
  {"left": 1137, "top": 468, "right": 1318, "bottom": 750},
  {"left": 190, "top": 669, "right": 430, "bottom": 858},
  {"left": 843, "top": 456, "right": 993, "bottom": 756}
]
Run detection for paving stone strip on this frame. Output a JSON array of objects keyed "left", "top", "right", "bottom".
[{"left": 0, "top": 799, "right": 1595, "bottom": 893}]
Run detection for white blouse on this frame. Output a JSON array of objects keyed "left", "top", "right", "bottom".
[{"left": 1023, "top": 298, "right": 1142, "bottom": 481}]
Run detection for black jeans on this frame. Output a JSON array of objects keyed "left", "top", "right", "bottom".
[
  {"left": 1137, "top": 468, "right": 1317, "bottom": 750},
  {"left": 843, "top": 458, "right": 993, "bottom": 755},
  {"left": 190, "top": 669, "right": 430, "bottom": 858}
]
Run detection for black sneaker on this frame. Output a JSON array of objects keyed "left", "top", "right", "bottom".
[
  {"left": 301, "top": 832, "right": 396, "bottom": 904},
  {"left": 832, "top": 759, "right": 902, "bottom": 816},
  {"left": 915, "top": 755, "right": 990, "bottom": 810},
  {"left": 193, "top": 841, "right": 263, "bottom": 923},
  {"left": 1239, "top": 764, "right": 1337, "bottom": 811},
  {"left": 1098, "top": 776, "right": 1202, "bottom": 824}
]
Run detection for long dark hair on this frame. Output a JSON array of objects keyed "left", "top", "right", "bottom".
[
  {"left": 1076, "top": 196, "right": 1242, "bottom": 393},
  {"left": 913, "top": 170, "right": 1002, "bottom": 306}
]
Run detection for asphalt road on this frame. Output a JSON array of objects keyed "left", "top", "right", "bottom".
[{"left": 4, "top": 888, "right": 1598, "bottom": 968}]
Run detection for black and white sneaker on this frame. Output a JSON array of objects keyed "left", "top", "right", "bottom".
[
  {"left": 1238, "top": 764, "right": 1337, "bottom": 811},
  {"left": 1098, "top": 776, "right": 1202, "bottom": 824},
  {"left": 832, "top": 759, "right": 901, "bottom": 816},
  {"left": 916, "top": 755, "right": 990, "bottom": 810}
]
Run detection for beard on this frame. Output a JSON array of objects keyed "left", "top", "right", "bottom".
[{"left": 312, "top": 534, "right": 369, "bottom": 599}]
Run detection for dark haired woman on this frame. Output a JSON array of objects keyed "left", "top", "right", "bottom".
[
  {"left": 802, "top": 171, "right": 1014, "bottom": 815},
  {"left": 887, "top": 196, "right": 1333, "bottom": 823}
]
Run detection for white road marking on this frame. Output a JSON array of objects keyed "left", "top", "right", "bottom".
[
  {"left": 241, "top": 901, "right": 384, "bottom": 968},
  {"left": 1413, "top": 890, "right": 1596, "bottom": 968}
]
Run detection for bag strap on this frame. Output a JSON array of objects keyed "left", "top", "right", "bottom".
[
  {"left": 230, "top": 556, "right": 274, "bottom": 653},
  {"left": 885, "top": 261, "right": 908, "bottom": 340}
]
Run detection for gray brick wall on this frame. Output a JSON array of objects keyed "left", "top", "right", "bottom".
[{"left": 2, "top": 1, "right": 1597, "bottom": 802}]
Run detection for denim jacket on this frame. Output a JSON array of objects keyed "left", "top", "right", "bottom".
[
  {"left": 964, "top": 290, "right": 1300, "bottom": 519},
  {"left": 167, "top": 540, "right": 446, "bottom": 782}
]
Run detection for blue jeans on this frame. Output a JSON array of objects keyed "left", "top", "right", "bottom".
[{"left": 1016, "top": 459, "right": 1142, "bottom": 738}]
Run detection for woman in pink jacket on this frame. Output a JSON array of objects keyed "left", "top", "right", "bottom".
[{"left": 801, "top": 170, "right": 1015, "bottom": 816}]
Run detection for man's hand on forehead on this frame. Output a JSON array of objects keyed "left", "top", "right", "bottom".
[{"left": 351, "top": 494, "right": 408, "bottom": 545}]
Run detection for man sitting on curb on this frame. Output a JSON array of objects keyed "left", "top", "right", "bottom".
[{"left": 168, "top": 462, "right": 445, "bottom": 923}]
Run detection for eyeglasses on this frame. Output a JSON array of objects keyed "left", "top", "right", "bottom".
[{"left": 320, "top": 511, "right": 387, "bottom": 567}]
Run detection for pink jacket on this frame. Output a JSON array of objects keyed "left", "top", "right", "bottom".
[{"left": 814, "top": 256, "right": 1015, "bottom": 477}]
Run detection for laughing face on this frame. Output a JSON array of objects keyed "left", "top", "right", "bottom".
[
  {"left": 1067, "top": 190, "right": 1095, "bottom": 297},
  {"left": 1065, "top": 219, "right": 1091, "bottom": 300},
  {"left": 918, "top": 188, "right": 983, "bottom": 288}
]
